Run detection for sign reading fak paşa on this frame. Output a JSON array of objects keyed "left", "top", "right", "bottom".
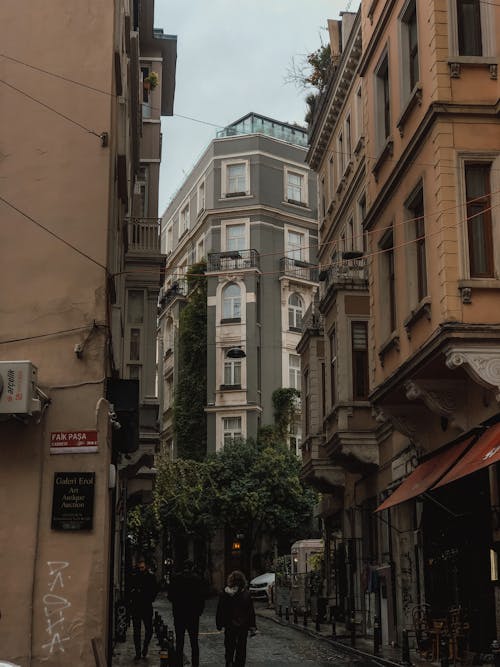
[{"left": 51, "top": 472, "right": 95, "bottom": 530}]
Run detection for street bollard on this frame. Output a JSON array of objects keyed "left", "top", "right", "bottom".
[
  {"left": 492, "top": 640, "right": 500, "bottom": 667},
  {"left": 285, "top": 607, "right": 290, "bottom": 622},
  {"left": 331, "top": 619, "right": 336, "bottom": 639},
  {"left": 350, "top": 611, "right": 356, "bottom": 648},
  {"left": 315, "top": 614, "right": 321, "bottom": 632},
  {"left": 303, "top": 610, "right": 308, "bottom": 628},
  {"left": 440, "top": 634, "right": 449, "bottom": 667},
  {"left": 278, "top": 605, "right": 282, "bottom": 619},
  {"left": 402, "top": 628, "right": 411, "bottom": 666},
  {"left": 293, "top": 608, "right": 298, "bottom": 624},
  {"left": 373, "top": 616, "right": 380, "bottom": 656}
]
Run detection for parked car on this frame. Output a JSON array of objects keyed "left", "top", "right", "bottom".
[
  {"left": 0, "top": 662, "right": 21, "bottom": 666},
  {"left": 249, "top": 572, "right": 275, "bottom": 600}
]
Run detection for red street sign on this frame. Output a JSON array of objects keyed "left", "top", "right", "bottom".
[{"left": 50, "top": 430, "right": 98, "bottom": 454}]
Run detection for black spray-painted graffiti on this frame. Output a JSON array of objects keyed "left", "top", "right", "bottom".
[{"left": 41, "top": 561, "right": 71, "bottom": 655}]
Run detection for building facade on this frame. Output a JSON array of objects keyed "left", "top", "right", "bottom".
[
  {"left": 159, "top": 113, "right": 319, "bottom": 457},
  {"left": 0, "top": 1, "right": 176, "bottom": 664},
  {"left": 302, "top": 0, "right": 500, "bottom": 654}
]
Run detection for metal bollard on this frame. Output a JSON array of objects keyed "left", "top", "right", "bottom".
[
  {"left": 278, "top": 605, "right": 282, "bottom": 619},
  {"left": 285, "top": 607, "right": 290, "bottom": 622},
  {"left": 492, "top": 640, "right": 500, "bottom": 667},
  {"left": 373, "top": 616, "right": 380, "bottom": 656},
  {"left": 350, "top": 611, "right": 356, "bottom": 647},
  {"left": 402, "top": 628, "right": 411, "bottom": 665},
  {"left": 303, "top": 610, "right": 308, "bottom": 628},
  {"left": 440, "top": 635, "right": 449, "bottom": 667},
  {"left": 331, "top": 619, "right": 337, "bottom": 639},
  {"left": 293, "top": 608, "right": 298, "bottom": 624},
  {"left": 315, "top": 614, "right": 321, "bottom": 632}
]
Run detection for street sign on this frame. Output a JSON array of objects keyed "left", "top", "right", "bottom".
[
  {"left": 51, "top": 472, "right": 95, "bottom": 530},
  {"left": 50, "top": 430, "right": 98, "bottom": 454}
]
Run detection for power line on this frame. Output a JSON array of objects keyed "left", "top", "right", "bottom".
[
  {"left": 0, "top": 196, "right": 108, "bottom": 271},
  {"left": 0, "top": 325, "right": 104, "bottom": 346}
]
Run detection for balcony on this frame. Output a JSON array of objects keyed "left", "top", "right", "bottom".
[
  {"left": 301, "top": 434, "right": 346, "bottom": 493},
  {"left": 207, "top": 249, "right": 259, "bottom": 272},
  {"left": 158, "top": 279, "right": 188, "bottom": 310},
  {"left": 319, "top": 255, "right": 367, "bottom": 298},
  {"left": 280, "top": 257, "right": 318, "bottom": 283},
  {"left": 127, "top": 218, "right": 161, "bottom": 253}
]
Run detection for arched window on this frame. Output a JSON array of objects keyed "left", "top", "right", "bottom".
[
  {"left": 223, "top": 283, "right": 241, "bottom": 319},
  {"left": 288, "top": 293, "right": 303, "bottom": 330}
]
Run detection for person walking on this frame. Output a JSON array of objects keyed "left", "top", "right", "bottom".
[
  {"left": 127, "top": 557, "right": 158, "bottom": 661},
  {"left": 167, "top": 560, "right": 206, "bottom": 667},
  {"left": 216, "top": 570, "right": 256, "bottom": 667}
]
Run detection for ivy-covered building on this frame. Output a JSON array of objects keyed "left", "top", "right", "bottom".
[{"left": 159, "top": 113, "right": 319, "bottom": 457}]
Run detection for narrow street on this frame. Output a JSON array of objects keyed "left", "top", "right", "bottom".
[{"left": 113, "top": 595, "right": 377, "bottom": 667}]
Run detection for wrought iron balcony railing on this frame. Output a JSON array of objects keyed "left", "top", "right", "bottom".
[
  {"left": 127, "top": 218, "right": 161, "bottom": 253},
  {"left": 280, "top": 257, "right": 318, "bottom": 282},
  {"left": 207, "top": 249, "right": 260, "bottom": 272},
  {"left": 158, "top": 278, "right": 188, "bottom": 310},
  {"left": 319, "top": 255, "right": 367, "bottom": 297}
]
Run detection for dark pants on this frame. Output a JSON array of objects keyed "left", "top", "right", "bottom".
[
  {"left": 174, "top": 615, "right": 200, "bottom": 667},
  {"left": 132, "top": 605, "right": 153, "bottom": 657},
  {"left": 224, "top": 627, "right": 248, "bottom": 667}
]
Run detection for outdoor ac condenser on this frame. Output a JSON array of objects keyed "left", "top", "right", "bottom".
[{"left": 0, "top": 361, "right": 41, "bottom": 415}]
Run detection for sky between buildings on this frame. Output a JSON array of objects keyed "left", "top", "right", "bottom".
[{"left": 156, "top": 0, "right": 350, "bottom": 213}]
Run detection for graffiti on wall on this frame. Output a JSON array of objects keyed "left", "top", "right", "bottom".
[{"left": 41, "top": 561, "right": 71, "bottom": 656}]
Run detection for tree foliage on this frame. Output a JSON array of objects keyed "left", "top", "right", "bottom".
[
  {"left": 173, "top": 261, "right": 207, "bottom": 460},
  {"left": 272, "top": 387, "right": 300, "bottom": 444}
]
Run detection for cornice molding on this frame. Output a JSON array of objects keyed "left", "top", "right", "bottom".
[{"left": 446, "top": 346, "right": 500, "bottom": 401}]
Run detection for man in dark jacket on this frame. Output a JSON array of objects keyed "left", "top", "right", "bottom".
[
  {"left": 127, "top": 557, "right": 158, "bottom": 660},
  {"left": 216, "top": 570, "right": 256, "bottom": 667},
  {"left": 168, "top": 560, "right": 206, "bottom": 667}
]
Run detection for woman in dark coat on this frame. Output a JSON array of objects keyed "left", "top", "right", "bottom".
[{"left": 216, "top": 570, "right": 256, "bottom": 667}]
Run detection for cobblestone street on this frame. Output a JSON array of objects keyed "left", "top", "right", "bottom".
[{"left": 113, "top": 595, "right": 375, "bottom": 667}]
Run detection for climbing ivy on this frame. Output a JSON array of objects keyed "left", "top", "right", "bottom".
[{"left": 272, "top": 387, "right": 300, "bottom": 444}]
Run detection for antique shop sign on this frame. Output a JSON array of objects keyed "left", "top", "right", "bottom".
[
  {"left": 51, "top": 472, "right": 95, "bottom": 530},
  {"left": 50, "top": 430, "right": 98, "bottom": 454}
]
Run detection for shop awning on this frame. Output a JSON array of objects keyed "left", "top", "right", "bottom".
[
  {"left": 375, "top": 435, "right": 475, "bottom": 512},
  {"left": 433, "top": 421, "right": 500, "bottom": 489}
]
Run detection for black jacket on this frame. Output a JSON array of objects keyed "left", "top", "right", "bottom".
[
  {"left": 128, "top": 569, "right": 158, "bottom": 611},
  {"left": 216, "top": 588, "right": 256, "bottom": 631},
  {"left": 168, "top": 571, "right": 206, "bottom": 620}
]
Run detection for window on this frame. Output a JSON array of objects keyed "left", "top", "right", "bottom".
[
  {"left": 358, "top": 195, "right": 367, "bottom": 252},
  {"left": 288, "top": 293, "right": 303, "bottom": 330},
  {"left": 337, "top": 132, "right": 345, "bottom": 176},
  {"left": 379, "top": 229, "right": 396, "bottom": 333},
  {"left": 222, "top": 283, "right": 241, "bottom": 319},
  {"left": 320, "top": 177, "right": 326, "bottom": 219},
  {"left": 352, "top": 321, "right": 369, "bottom": 400},
  {"left": 180, "top": 203, "right": 190, "bottom": 234},
  {"left": 224, "top": 359, "right": 241, "bottom": 387},
  {"left": 355, "top": 85, "right": 363, "bottom": 143},
  {"left": 375, "top": 52, "right": 391, "bottom": 148},
  {"left": 289, "top": 354, "right": 301, "bottom": 389},
  {"left": 286, "top": 170, "right": 305, "bottom": 205},
  {"left": 304, "top": 370, "right": 310, "bottom": 435},
  {"left": 226, "top": 224, "right": 246, "bottom": 251},
  {"left": 457, "top": 0, "right": 482, "bottom": 56},
  {"left": 197, "top": 238, "right": 204, "bottom": 261},
  {"left": 400, "top": 0, "right": 419, "bottom": 99},
  {"left": 226, "top": 162, "right": 247, "bottom": 196},
  {"left": 223, "top": 416, "right": 242, "bottom": 445},
  {"left": 197, "top": 180, "right": 206, "bottom": 213},
  {"left": 127, "top": 290, "right": 144, "bottom": 388},
  {"left": 329, "top": 154, "right": 335, "bottom": 202},
  {"left": 330, "top": 329, "right": 336, "bottom": 407},
  {"left": 406, "top": 186, "right": 428, "bottom": 302},
  {"left": 287, "top": 230, "right": 304, "bottom": 261},
  {"left": 136, "top": 166, "right": 149, "bottom": 217},
  {"left": 465, "top": 163, "right": 493, "bottom": 277},
  {"left": 346, "top": 115, "right": 352, "bottom": 163}
]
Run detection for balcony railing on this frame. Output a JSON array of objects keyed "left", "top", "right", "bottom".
[
  {"left": 320, "top": 256, "right": 367, "bottom": 296},
  {"left": 280, "top": 257, "right": 318, "bottom": 282},
  {"left": 127, "top": 218, "right": 161, "bottom": 253},
  {"left": 207, "top": 249, "right": 260, "bottom": 272},
  {"left": 159, "top": 278, "right": 188, "bottom": 310}
]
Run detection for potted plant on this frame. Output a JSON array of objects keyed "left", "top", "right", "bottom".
[{"left": 143, "top": 71, "right": 159, "bottom": 91}]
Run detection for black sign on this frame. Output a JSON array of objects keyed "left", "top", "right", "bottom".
[{"left": 51, "top": 472, "right": 95, "bottom": 530}]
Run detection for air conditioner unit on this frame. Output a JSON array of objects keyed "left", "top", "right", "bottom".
[{"left": 0, "top": 361, "right": 41, "bottom": 415}]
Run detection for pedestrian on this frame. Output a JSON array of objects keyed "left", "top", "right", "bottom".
[
  {"left": 127, "top": 556, "right": 158, "bottom": 661},
  {"left": 216, "top": 570, "right": 257, "bottom": 667},
  {"left": 167, "top": 559, "right": 206, "bottom": 667}
]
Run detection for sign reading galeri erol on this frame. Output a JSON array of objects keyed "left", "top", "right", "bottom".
[
  {"left": 50, "top": 430, "right": 98, "bottom": 454},
  {"left": 51, "top": 472, "right": 95, "bottom": 530}
]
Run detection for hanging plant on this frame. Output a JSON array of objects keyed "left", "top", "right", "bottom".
[{"left": 144, "top": 71, "right": 159, "bottom": 90}]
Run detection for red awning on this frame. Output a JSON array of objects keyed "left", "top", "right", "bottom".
[
  {"left": 433, "top": 422, "right": 500, "bottom": 489},
  {"left": 375, "top": 436, "right": 475, "bottom": 512}
]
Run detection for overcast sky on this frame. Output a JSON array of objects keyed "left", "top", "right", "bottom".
[{"left": 155, "top": 0, "right": 349, "bottom": 214}]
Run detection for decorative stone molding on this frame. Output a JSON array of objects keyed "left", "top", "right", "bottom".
[
  {"left": 404, "top": 379, "right": 465, "bottom": 430},
  {"left": 490, "top": 64, "right": 498, "bottom": 80},
  {"left": 446, "top": 347, "right": 500, "bottom": 401},
  {"left": 460, "top": 286, "right": 472, "bottom": 304},
  {"left": 449, "top": 62, "right": 461, "bottom": 78},
  {"left": 372, "top": 405, "right": 422, "bottom": 444}
]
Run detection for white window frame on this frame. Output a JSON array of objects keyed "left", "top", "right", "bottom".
[
  {"left": 221, "top": 159, "right": 250, "bottom": 198},
  {"left": 197, "top": 179, "right": 206, "bottom": 215},
  {"left": 289, "top": 354, "right": 301, "bottom": 389},
  {"left": 197, "top": 237, "right": 204, "bottom": 261},
  {"left": 180, "top": 201, "right": 190, "bottom": 235},
  {"left": 355, "top": 83, "right": 363, "bottom": 144},
  {"left": 285, "top": 227, "right": 307, "bottom": 262},
  {"left": 448, "top": 0, "right": 496, "bottom": 59},
  {"left": 221, "top": 218, "right": 250, "bottom": 252},
  {"left": 222, "top": 415, "right": 243, "bottom": 446},
  {"left": 288, "top": 293, "right": 304, "bottom": 330},
  {"left": 222, "top": 282, "right": 242, "bottom": 319},
  {"left": 223, "top": 358, "right": 242, "bottom": 387},
  {"left": 284, "top": 166, "right": 309, "bottom": 206}
]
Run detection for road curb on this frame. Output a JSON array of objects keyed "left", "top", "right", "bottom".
[{"left": 256, "top": 609, "right": 403, "bottom": 667}]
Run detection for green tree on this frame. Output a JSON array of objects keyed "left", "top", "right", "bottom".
[
  {"left": 173, "top": 261, "right": 207, "bottom": 460},
  {"left": 272, "top": 387, "right": 300, "bottom": 444}
]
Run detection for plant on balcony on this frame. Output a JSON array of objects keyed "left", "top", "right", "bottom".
[{"left": 143, "top": 71, "right": 159, "bottom": 90}]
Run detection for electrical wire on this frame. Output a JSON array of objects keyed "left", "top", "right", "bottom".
[
  {"left": 0, "top": 324, "right": 107, "bottom": 346},
  {"left": 0, "top": 196, "right": 108, "bottom": 271}
]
